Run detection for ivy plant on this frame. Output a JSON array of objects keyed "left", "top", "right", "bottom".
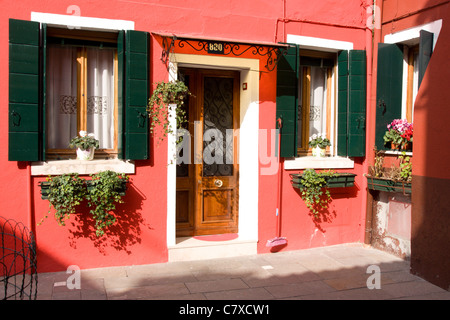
[
  {"left": 398, "top": 152, "right": 412, "bottom": 182},
  {"left": 147, "top": 80, "right": 190, "bottom": 141},
  {"left": 298, "top": 169, "right": 337, "bottom": 217},
  {"left": 86, "top": 170, "right": 129, "bottom": 237},
  {"left": 42, "top": 173, "right": 87, "bottom": 226}
]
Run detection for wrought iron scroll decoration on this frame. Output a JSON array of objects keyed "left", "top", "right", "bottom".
[
  {"left": 160, "top": 36, "right": 176, "bottom": 68},
  {"left": 160, "top": 36, "right": 288, "bottom": 72}
]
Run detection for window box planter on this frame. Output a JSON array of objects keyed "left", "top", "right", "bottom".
[
  {"left": 290, "top": 173, "right": 357, "bottom": 189},
  {"left": 39, "top": 178, "right": 128, "bottom": 200},
  {"left": 364, "top": 174, "right": 411, "bottom": 195},
  {"left": 39, "top": 181, "right": 51, "bottom": 200},
  {"left": 86, "top": 179, "right": 128, "bottom": 196}
]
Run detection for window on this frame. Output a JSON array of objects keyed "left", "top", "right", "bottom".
[
  {"left": 375, "top": 30, "right": 433, "bottom": 150},
  {"left": 297, "top": 51, "right": 334, "bottom": 155},
  {"left": 405, "top": 45, "right": 419, "bottom": 123},
  {"left": 8, "top": 19, "right": 150, "bottom": 162},
  {"left": 46, "top": 28, "right": 119, "bottom": 159},
  {"left": 276, "top": 44, "right": 366, "bottom": 159}
]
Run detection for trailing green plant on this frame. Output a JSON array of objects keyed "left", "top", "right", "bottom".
[
  {"left": 298, "top": 169, "right": 337, "bottom": 217},
  {"left": 86, "top": 170, "right": 129, "bottom": 237},
  {"left": 41, "top": 173, "right": 87, "bottom": 226},
  {"left": 147, "top": 80, "right": 191, "bottom": 140},
  {"left": 398, "top": 152, "right": 412, "bottom": 182}
]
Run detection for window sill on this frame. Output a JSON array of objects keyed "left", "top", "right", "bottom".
[
  {"left": 380, "top": 150, "right": 413, "bottom": 156},
  {"left": 31, "top": 159, "right": 135, "bottom": 176},
  {"left": 284, "top": 156, "right": 354, "bottom": 170}
]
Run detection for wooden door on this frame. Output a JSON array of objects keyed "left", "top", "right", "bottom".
[{"left": 176, "top": 69, "right": 240, "bottom": 236}]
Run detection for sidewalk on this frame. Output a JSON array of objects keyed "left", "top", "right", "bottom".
[{"left": 36, "top": 243, "right": 450, "bottom": 300}]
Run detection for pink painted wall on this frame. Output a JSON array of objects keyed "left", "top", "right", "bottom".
[{"left": 1, "top": 0, "right": 370, "bottom": 272}]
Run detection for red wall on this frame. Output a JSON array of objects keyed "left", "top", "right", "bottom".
[
  {"left": 377, "top": 0, "right": 450, "bottom": 289},
  {"left": 1, "top": 0, "right": 370, "bottom": 272}
]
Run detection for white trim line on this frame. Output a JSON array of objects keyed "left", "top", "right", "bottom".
[
  {"left": 384, "top": 19, "right": 442, "bottom": 50},
  {"left": 286, "top": 34, "right": 354, "bottom": 52},
  {"left": 31, "top": 12, "right": 135, "bottom": 31}
]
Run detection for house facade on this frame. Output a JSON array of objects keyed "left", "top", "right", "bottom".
[{"left": 1, "top": 0, "right": 448, "bottom": 290}]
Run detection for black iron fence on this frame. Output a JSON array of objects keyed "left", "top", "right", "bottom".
[{"left": 0, "top": 216, "right": 37, "bottom": 300}]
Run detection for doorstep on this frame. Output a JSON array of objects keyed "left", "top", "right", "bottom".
[{"left": 168, "top": 236, "right": 257, "bottom": 262}]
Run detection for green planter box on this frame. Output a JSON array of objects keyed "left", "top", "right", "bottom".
[
  {"left": 290, "top": 173, "right": 357, "bottom": 189},
  {"left": 365, "top": 174, "right": 411, "bottom": 194},
  {"left": 39, "top": 181, "right": 51, "bottom": 200},
  {"left": 39, "top": 180, "right": 128, "bottom": 200},
  {"left": 86, "top": 180, "right": 128, "bottom": 196}
]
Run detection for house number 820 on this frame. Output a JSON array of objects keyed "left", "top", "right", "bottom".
[{"left": 207, "top": 42, "right": 224, "bottom": 54}]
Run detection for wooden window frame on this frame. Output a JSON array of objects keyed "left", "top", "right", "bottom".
[
  {"left": 406, "top": 45, "right": 419, "bottom": 123},
  {"left": 46, "top": 28, "right": 119, "bottom": 160},
  {"left": 298, "top": 50, "right": 335, "bottom": 156}
]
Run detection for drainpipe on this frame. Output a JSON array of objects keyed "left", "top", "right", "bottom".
[{"left": 364, "top": 0, "right": 383, "bottom": 245}]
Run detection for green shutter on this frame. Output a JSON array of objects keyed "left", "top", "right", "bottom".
[
  {"left": 418, "top": 30, "right": 433, "bottom": 88},
  {"left": 8, "top": 19, "right": 41, "bottom": 161},
  {"left": 122, "top": 30, "right": 149, "bottom": 160},
  {"left": 41, "top": 23, "right": 47, "bottom": 161},
  {"left": 117, "top": 31, "right": 125, "bottom": 159},
  {"left": 348, "top": 50, "right": 366, "bottom": 157},
  {"left": 337, "top": 51, "right": 349, "bottom": 156},
  {"left": 276, "top": 44, "right": 299, "bottom": 158},
  {"left": 337, "top": 50, "right": 367, "bottom": 157},
  {"left": 375, "top": 43, "right": 403, "bottom": 150}
]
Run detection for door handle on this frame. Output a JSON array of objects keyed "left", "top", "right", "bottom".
[{"left": 214, "top": 179, "right": 223, "bottom": 188}]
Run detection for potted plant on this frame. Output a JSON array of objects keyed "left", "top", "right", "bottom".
[
  {"left": 365, "top": 148, "right": 412, "bottom": 194},
  {"left": 294, "top": 169, "right": 337, "bottom": 217},
  {"left": 39, "top": 173, "right": 87, "bottom": 226},
  {"left": 309, "top": 133, "right": 331, "bottom": 157},
  {"left": 147, "top": 80, "right": 191, "bottom": 141},
  {"left": 69, "top": 131, "right": 99, "bottom": 160},
  {"left": 39, "top": 171, "right": 129, "bottom": 237},
  {"left": 383, "top": 119, "right": 413, "bottom": 150}
]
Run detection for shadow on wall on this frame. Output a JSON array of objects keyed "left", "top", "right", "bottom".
[
  {"left": 66, "top": 182, "right": 152, "bottom": 255},
  {"left": 292, "top": 184, "right": 360, "bottom": 233},
  {"left": 408, "top": 0, "right": 450, "bottom": 291}
]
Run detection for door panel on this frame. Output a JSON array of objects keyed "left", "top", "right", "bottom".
[{"left": 176, "top": 69, "right": 239, "bottom": 236}]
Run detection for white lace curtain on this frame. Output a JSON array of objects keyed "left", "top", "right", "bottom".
[
  {"left": 309, "top": 66, "right": 327, "bottom": 138},
  {"left": 297, "top": 66, "right": 328, "bottom": 148},
  {"left": 46, "top": 44, "right": 115, "bottom": 150}
]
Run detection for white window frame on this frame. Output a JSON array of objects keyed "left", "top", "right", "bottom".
[
  {"left": 30, "top": 12, "right": 136, "bottom": 175},
  {"left": 384, "top": 20, "right": 442, "bottom": 123},
  {"left": 284, "top": 34, "right": 355, "bottom": 170}
]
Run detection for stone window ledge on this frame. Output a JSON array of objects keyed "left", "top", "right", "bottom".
[
  {"left": 31, "top": 159, "right": 135, "bottom": 176},
  {"left": 284, "top": 156, "right": 354, "bottom": 170}
]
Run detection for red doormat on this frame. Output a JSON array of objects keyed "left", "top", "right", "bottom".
[{"left": 193, "top": 233, "right": 238, "bottom": 241}]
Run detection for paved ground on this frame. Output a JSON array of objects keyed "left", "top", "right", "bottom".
[{"left": 36, "top": 243, "right": 450, "bottom": 300}]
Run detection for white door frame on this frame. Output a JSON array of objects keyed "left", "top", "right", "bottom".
[{"left": 166, "top": 53, "right": 260, "bottom": 247}]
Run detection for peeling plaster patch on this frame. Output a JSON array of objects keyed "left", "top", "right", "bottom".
[{"left": 372, "top": 192, "right": 411, "bottom": 259}]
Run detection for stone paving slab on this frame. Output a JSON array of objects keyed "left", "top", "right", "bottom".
[{"left": 34, "top": 243, "right": 450, "bottom": 301}]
